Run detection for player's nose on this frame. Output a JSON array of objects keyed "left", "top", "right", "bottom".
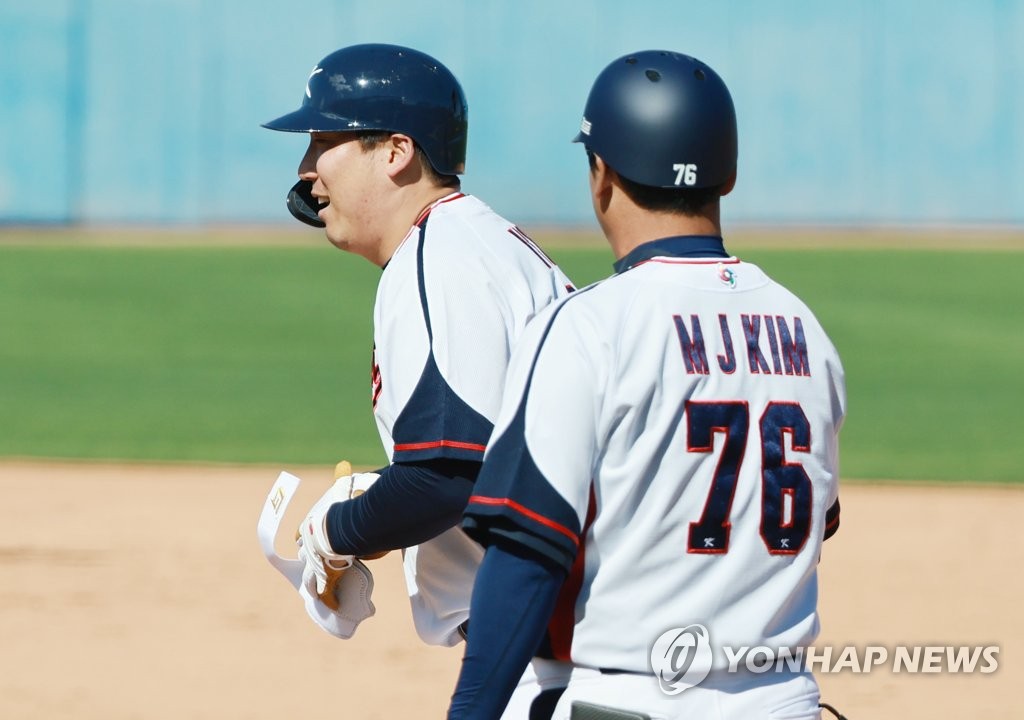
[{"left": 297, "top": 143, "right": 319, "bottom": 179}]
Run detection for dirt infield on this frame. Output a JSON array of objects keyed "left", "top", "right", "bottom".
[{"left": 1, "top": 461, "right": 1019, "bottom": 719}]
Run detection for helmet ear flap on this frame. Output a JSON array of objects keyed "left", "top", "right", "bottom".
[{"left": 286, "top": 180, "right": 326, "bottom": 228}]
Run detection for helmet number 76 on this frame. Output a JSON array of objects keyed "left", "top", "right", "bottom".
[{"left": 673, "top": 163, "right": 698, "bottom": 186}]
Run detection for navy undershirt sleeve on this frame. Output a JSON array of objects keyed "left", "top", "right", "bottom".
[
  {"left": 325, "top": 459, "right": 479, "bottom": 556},
  {"left": 447, "top": 542, "right": 566, "bottom": 720}
]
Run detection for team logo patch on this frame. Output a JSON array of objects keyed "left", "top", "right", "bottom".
[
  {"left": 717, "top": 263, "right": 737, "bottom": 288},
  {"left": 580, "top": 117, "right": 592, "bottom": 135}
]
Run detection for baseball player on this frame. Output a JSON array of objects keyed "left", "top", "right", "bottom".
[
  {"left": 262, "top": 44, "right": 575, "bottom": 716},
  {"left": 448, "top": 51, "right": 846, "bottom": 720}
]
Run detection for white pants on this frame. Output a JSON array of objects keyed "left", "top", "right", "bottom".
[
  {"left": 501, "top": 658, "right": 575, "bottom": 720},
  {"left": 551, "top": 667, "right": 821, "bottom": 720}
]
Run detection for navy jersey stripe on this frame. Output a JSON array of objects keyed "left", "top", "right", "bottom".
[
  {"left": 463, "top": 389, "right": 582, "bottom": 570},
  {"left": 390, "top": 212, "right": 495, "bottom": 462},
  {"left": 463, "top": 288, "right": 602, "bottom": 571},
  {"left": 824, "top": 498, "right": 841, "bottom": 540},
  {"left": 507, "top": 226, "right": 555, "bottom": 268},
  {"left": 415, "top": 217, "right": 433, "bottom": 342},
  {"left": 468, "top": 495, "right": 580, "bottom": 547},
  {"left": 391, "top": 354, "right": 493, "bottom": 462}
]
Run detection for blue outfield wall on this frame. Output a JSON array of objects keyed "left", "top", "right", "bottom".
[{"left": 1, "top": 1, "right": 1022, "bottom": 226}]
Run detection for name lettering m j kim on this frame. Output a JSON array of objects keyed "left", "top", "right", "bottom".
[{"left": 672, "top": 313, "right": 811, "bottom": 377}]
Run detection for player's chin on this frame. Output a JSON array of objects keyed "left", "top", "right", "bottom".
[
  {"left": 324, "top": 231, "right": 347, "bottom": 251},
  {"left": 318, "top": 211, "right": 341, "bottom": 245},
  {"left": 323, "top": 226, "right": 351, "bottom": 252}
]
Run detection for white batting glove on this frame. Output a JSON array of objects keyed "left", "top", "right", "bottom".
[{"left": 295, "top": 461, "right": 380, "bottom": 610}]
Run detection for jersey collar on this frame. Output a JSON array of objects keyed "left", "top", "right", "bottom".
[
  {"left": 413, "top": 191, "right": 466, "bottom": 227},
  {"left": 382, "top": 192, "right": 466, "bottom": 271},
  {"left": 613, "top": 235, "right": 729, "bottom": 274}
]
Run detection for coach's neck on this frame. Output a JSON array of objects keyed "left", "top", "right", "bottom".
[{"left": 591, "top": 159, "right": 734, "bottom": 261}]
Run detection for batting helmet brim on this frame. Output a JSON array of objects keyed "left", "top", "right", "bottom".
[{"left": 262, "top": 107, "right": 359, "bottom": 133}]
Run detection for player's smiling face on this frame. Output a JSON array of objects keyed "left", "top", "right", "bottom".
[{"left": 298, "top": 132, "right": 386, "bottom": 257}]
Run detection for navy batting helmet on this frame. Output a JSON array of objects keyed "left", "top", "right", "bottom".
[
  {"left": 263, "top": 44, "right": 468, "bottom": 227},
  {"left": 264, "top": 43, "right": 468, "bottom": 175},
  {"left": 574, "top": 50, "right": 737, "bottom": 190}
]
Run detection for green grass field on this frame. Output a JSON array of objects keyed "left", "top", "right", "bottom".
[{"left": 1, "top": 231, "right": 1021, "bottom": 482}]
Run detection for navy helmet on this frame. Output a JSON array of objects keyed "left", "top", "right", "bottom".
[
  {"left": 264, "top": 44, "right": 468, "bottom": 226},
  {"left": 264, "top": 43, "right": 468, "bottom": 174},
  {"left": 574, "top": 50, "right": 737, "bottom": 190}
]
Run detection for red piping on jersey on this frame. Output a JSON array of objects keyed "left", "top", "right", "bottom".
[
  {"left": 508, "top": 226, "right": 555, "bottom": 268},
  {"left": 413, "top": 192, "right": 466, "bottom": 226},
  {"left": 468, "top": 495, "right": 580, "bottom": 547},
  {"left": 548, "top": 483, "right": 597, "bottom": 660},
  {"left": 393, "top": 439, "right": 486, "bottom": 453},
  {"left": 825, "top": 511, "right": 841, "bottom": 534}
]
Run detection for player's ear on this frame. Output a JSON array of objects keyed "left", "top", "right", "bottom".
[
  {"left": 590, "top": 153, "right": 614, "bottom": 197},
  {"left": 383, "top": 133, "right": 418, "bottom": 178},
  {"left": 587, "top": 153, "right": 617, "bottom": 217}
]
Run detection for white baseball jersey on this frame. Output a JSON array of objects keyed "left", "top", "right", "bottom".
[
  {"left": 465, "top": 237, "right": 846, "bottom": 674},
  {"left": 370, "top": 192, "right": 573, "bottom": 647}
]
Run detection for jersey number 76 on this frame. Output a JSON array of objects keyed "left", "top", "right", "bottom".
[{"left": 685, "top": 401, "right": 812, "bottom": 556}]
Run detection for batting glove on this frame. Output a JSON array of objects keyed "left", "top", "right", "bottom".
[{"left": 295, "top": 461, "right": 380, "bottom": 610}]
